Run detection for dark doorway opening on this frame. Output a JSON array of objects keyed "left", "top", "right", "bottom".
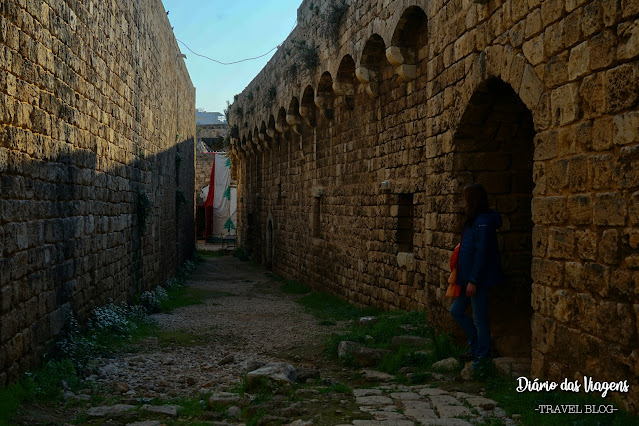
[{"left": 453, "top": 78, "right": 535, "bottom": 358}]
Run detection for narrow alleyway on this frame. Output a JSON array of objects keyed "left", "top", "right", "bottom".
[{"left": 16, "top": 256, "right": 517, "bottom": 425}]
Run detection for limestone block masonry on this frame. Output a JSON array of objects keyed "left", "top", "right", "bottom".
[
  {"left": 231, "top": 0, "right": 639, "bottom": 410},
  {"left": 196, "top": 152, "right": 215, "bottom": 204},
  {"left": 0, "top": 0, "right": 196, "bottom": 385}
]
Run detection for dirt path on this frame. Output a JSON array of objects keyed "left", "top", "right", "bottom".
[
  {"left": 14, "top": 255, "right": 519, "bottom": 425},
  {"left": 102, "top": 256, "right": 335, "bottom": 397}
]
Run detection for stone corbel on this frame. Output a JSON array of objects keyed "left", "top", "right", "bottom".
[
  {"left": 355, "top": 66, "right": 379, "bottom": 97},
  {"left": 246, "top": 138, "right": 258, "bottom": 154},
  {"left": 275, "top": 120, "right": 289, "bottom": 135},
  {"left": 333, "top": 81, "right": 355, "bottom": 110},
  {"left": 299, "top": 106, "right": 316, "bottom": 127},
  {"left": 314, "top": 95, "right": 334, "bottom": 120},
  {"left": 286, "top": 113, "right": 303, "bottom": 135},
  {"left": 386, "top": 46, "right": 417, "bottom": 82},
  {"left": 258, "top": 131, "right": 270, "bottom": 150}
]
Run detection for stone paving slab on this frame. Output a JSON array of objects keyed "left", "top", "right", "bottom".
[
  {"left": 389, "top": 391, "right": 421, "bottom": 400},
  {"left": 419, "top": 387, "right": 450, "bottom": 396},
  {"left": 354, "top": 389, "right": 384, "bottom": 397},
  {"left": 435, "top": 404, "right": 472, "bottom": 418},
  {"left": 349, "top": 383, "right": 515, "bottom": 426},
  {"left": 355, "top": 395, "right": 394, "bottom": 405},
  {"left": 429, "top": 394, "right": 464, "bottom": 406}
]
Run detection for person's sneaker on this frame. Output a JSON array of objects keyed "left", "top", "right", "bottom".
[{"left": 459, "top": 350, "right": 475, "bottom": 362}]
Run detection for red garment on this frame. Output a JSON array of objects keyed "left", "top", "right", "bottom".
[{"left": 450, "top": 243, "right": 460, "bottom": 271}]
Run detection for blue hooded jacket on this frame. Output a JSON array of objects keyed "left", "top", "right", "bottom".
[{"left": 456, "top": 209, "right": 503, "bottom": 287}]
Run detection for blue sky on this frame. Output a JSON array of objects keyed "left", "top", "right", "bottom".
[{"left": 162, "top": 0, "right": 302, "bottom": 114}]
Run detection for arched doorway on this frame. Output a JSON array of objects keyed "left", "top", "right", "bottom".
[
  {"left": 453, "top": 78, "right": 535, "bottom": 358},
  {"left": 266, "top": 219, "right": 274, "bottom": 269}
]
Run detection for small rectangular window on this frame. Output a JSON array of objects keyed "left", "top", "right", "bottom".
[{"left": 396, "top": 194, "right": 414, "bottom": 252}]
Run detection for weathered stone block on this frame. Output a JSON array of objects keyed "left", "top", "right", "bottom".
[
  {"left": 589, "top": 154, "right": 614, "bottom": 190},
  {"left": 532, "top": 225, "right": 547, "bottom": 257},
  {"left": 617, "top": 20, "right": 639, "bottom": 60},
  {"left": 580, "top": 72, "right": 607, "bottom": 118},
  {"left": 630, "top": 191, "right": 639, "bottom": 226},
  {"left": 613, "top": 111, "right": 639, "bottom": 146},
  {"left": 576, "top": 229, "right": 598, "bottom": 261},
  {"left": 594, "top": 192, "right": 627, "bottom": 226},
  {"left": 533, "top": 130, "right": 558, "bottom": 161},
  {"left": 582, "top": 1, "right": 604, "bottom": 37},
  {"left": 592, "top": 116, "right": 614, "bottom": 151},
  {"left": 599, "top": 229, "right": 620, "bottom": 265},
  {"left": 568, "top": 41, "right": 590, "bottom": 80},
  {"left": 532, "top": 196, "right": 565, "bottom": 224},
  {"left": 605, "top": 63, "right": 639, "bottom": 112},
  {"left": 531, "top": 258, "right": 565, "bottom": 286},
  {"left": 548, "top": 227, "right": 575, "bottom": 259},
  {"left": 551, "top": 83, "right": 581, "bottom": 126}
]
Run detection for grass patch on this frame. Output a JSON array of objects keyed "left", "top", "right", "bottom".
[
  {"left": 156, "top": 331, "right": 207, "bottom": 347},
  {"left": 317, "top": 382, "right": 353, "bottom": 394},
  {"left": 298, "top": 291, "right": 379, "bottom": 322},
  {"left": 197, "top": 249, "right": 227, "bottom": 258},
  {"left": 485, "top": 375, "right": 637, "bottom": 425},
  {"left": 150, "top": 393, "right": 211, "bottom": 418},
  {"left": 159, "top": 287, "right": 232, "bottom": 312},
  {"left": 0, "top": 359, "right": 81, "bottom": 425},
  {"left": 281, "top": 280, "right": 310, "bottom": 295}
]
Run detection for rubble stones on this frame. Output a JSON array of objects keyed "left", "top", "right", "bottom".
[
  {"left": 87, "top": 405, "right": 136, "bottom": 418},
  {"left": 247, "top": 362, "right": 297, "bottom": 389}
]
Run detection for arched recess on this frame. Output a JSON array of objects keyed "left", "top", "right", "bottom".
[
  {"left": 300, "top": 85, "right": 317, "bottom": 127},
  {"left": 275, "top": 107, "right": 289, "bottom": 135},
  {"left": 357, "top": 34, "right": 387, "bottom": 97},
  {"left": 387, "top": 6, "right": 427, "bottom": 82},
  {"left": 265, "top": 218, "right": 274, "bottom": 269},
  {"left": 267, "top": 115, "right": 278, "bottom": 140},
  {"left": 316, "top": 72, "right": 335, "bottom": 119},
  {"left": 334, "top": 55, "right": 357, "bottom": 109},
  {"left": 240, "top": 135, "right": 249, "bottom": 155},
  {"left": 252, "top": 126, "right": 263, "bottom": 152},
  {"left": 259, "top": 121, "right": 270, "bottom": 150},
  {"left": 452, "top": 77, "right": 535, "bottom": 359},
  {"left": 286, "top": 97, "right": 302, "bottom": 135}
]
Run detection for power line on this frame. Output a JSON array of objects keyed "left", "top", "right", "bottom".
[
  {"left": 177, "top": 39, "right": 278, "bottom": 65},
  {"left": 175, "top": 18, "right": 298, "bottom": 66}
]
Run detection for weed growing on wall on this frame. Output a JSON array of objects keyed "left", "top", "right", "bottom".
[
  {"left": 286, "top": 63, "right": 298, "bottom": 81},
  {"left": 292, "top": 39, "right": 319, "bottom": 70},
  {"left": 136, "top": 188, "right": 153, "bottom": 235},
  {"left": 267, "top": 86, "right": 277, "bottom": 106},
  {"left": 321, "top": 0, "right": 349, "bottom": 40}
]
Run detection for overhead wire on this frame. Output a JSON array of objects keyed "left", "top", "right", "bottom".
[{"left": 175, "top": 18, "right": 298, "bottom": 66}]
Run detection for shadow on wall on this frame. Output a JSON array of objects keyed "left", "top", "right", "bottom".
[{"left": 0, "top": 137, "right": 195, "bottom": 385}]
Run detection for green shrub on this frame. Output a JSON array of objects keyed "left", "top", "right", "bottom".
[{"left": 233, "top": 246, "right": 250, "bottom": 261}]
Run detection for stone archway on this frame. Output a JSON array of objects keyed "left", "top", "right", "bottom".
[{"left": 453, "top": 77, "right": 535, "bottom": 358}]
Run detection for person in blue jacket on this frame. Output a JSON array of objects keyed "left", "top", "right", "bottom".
[{"left": 450, "top": 183, "right": 503, "bottom": 365}]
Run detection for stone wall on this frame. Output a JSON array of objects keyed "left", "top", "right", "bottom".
[
  {"left": 230, "top": 0, "right": 639, "bottom": 410},
  {"left": 0, "top": 0, "right": 196, "bottom": 385},
  {"left": 196, "top": 152, "right": 215, "bottom": 204}
]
